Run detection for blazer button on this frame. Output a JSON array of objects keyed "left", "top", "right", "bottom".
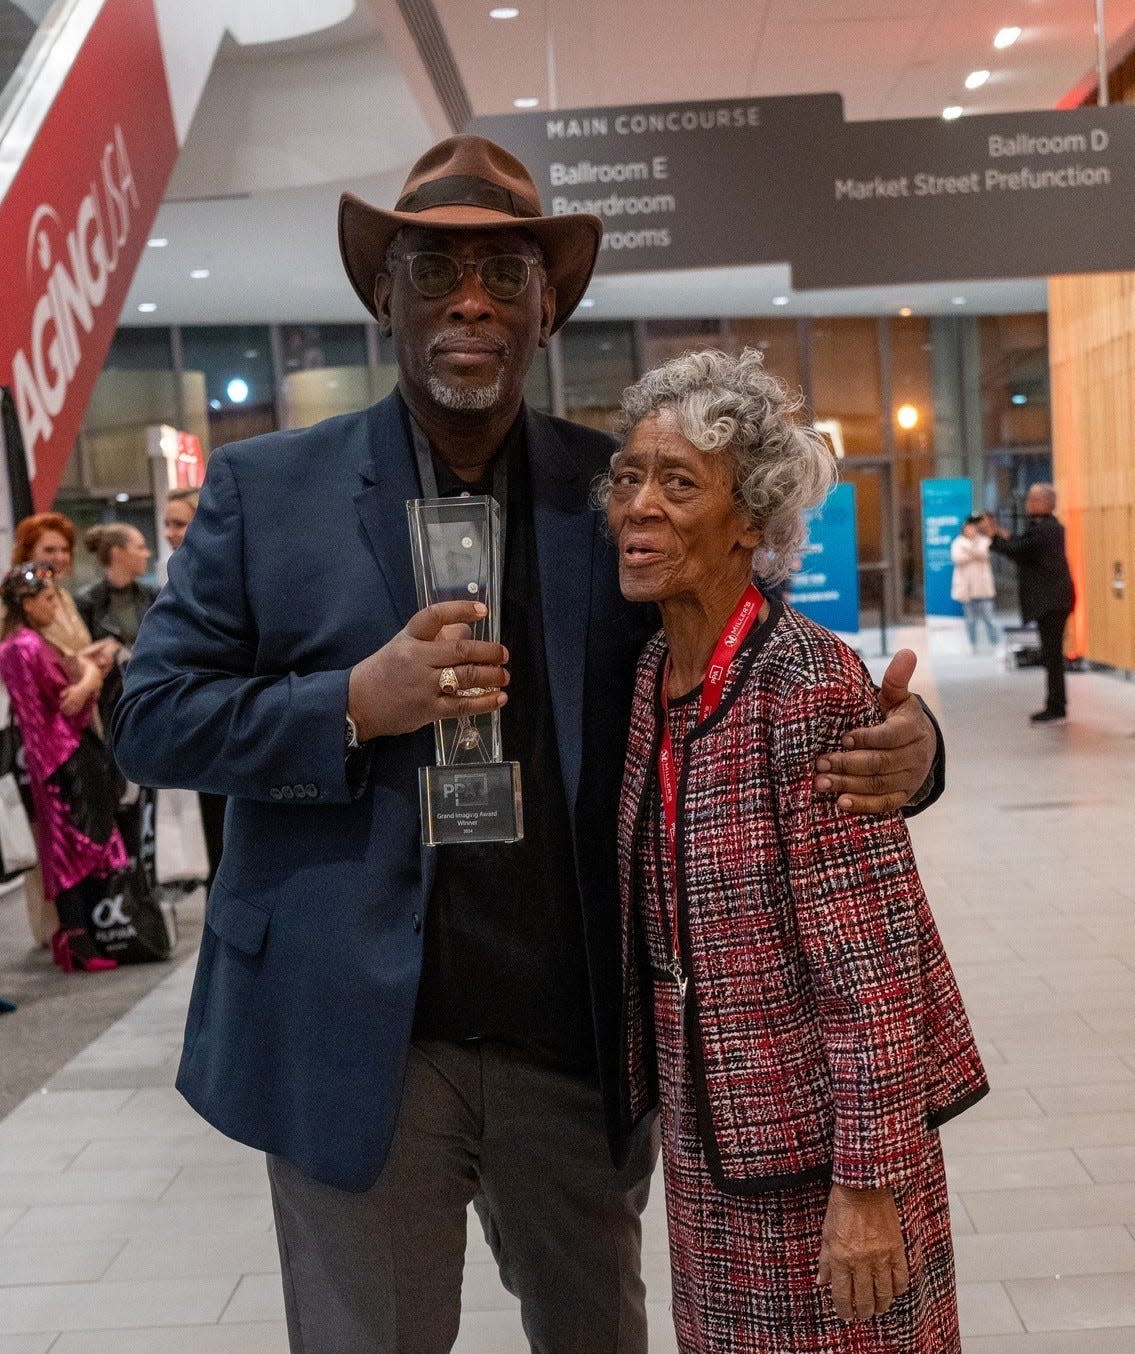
[
  {"left": 281, "top": 785, "right": 294, "bottom": 800},
  {"left": 305, "top": 784, "right": 318, "bottom": 797},
  {"left": 412, "top": 913, "right": 422, "bottom": 934},
  {"left": 270, "top": 788, "right": 283, "bottom": 801},
  {"left": 293, "top": 784, "right": 306, "bottom": 799}
]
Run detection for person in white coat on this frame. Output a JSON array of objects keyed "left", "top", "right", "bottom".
[{"left": 951, "top": 515, "right": 1000, "bottom": 652}]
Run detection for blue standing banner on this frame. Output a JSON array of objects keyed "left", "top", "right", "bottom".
[
  {"left": 920, "top": 478, "right": 972, "bottom": 618},
  {"left": 792, "top": 483, "right": 859, "bottom": 633}
]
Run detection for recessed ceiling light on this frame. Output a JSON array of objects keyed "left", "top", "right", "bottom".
[
  {"left": 772, "top": 295, "right": 789, "bottom": 306},
  {"left": 993, "top": 26, "right": 1021, "bottom": 50},
  {"left": 513, "top": 97, "right": 539, "bottom": 108},
  {"left": 964, "top": 69, "right": 990, "bottom": 90},
  {"left": 209, "top": 398, "right": 222, "bottom": 411},
  {"left": 190, "top": 268, "right": 210, "bottom": 280},
  {"left": 490, "top": 6, "right": 520, "bottom": 17},
  {"left": 1011, "top": 392, "right": 1028, "bottom": 405},
  {"left": 951, "top": 295, "right": 967, "bottom": 306},
  {"left": 137, "top": 302, "right": 157, "bottom": 312},
  {"left": 115, "top": 492, "right": 130, "bottom": 503},
  {"left": 227, "top": 378, "right": 250, "bottom": 404},
  {"left": 147, "top": 237, "right": 168, "bottom": 249},
  {"left": 578, "top": 297, "right": 596, "bottom": 308},
  {"left": 899, "top": 307, "right": 913, "bottom": 317},
  {"left": 942, "top": 106, "right": 964, "bottom": 120}
]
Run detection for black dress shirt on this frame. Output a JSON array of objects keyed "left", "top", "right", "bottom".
[{"left": 410, "top": 406, "right": 597, "bottom": 1078}]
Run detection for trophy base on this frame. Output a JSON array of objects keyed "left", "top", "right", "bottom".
[{"left": 419, "top": 762, "right": 523, "bottom": 845}]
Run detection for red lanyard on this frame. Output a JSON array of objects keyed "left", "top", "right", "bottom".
[{"left": 657, "top": 583, "right": 763, "bottom": 972}]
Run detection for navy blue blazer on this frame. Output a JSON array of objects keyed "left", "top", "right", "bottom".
[{"left": 112, "top": 393, "right": 656, "bottom": 1190}]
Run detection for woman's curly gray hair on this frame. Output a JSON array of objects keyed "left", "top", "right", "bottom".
[{"left": 596, "top": 348, "right": 837, "bottom": 584}]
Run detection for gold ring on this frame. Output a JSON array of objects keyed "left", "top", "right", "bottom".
[{"left": 438, "top": 667, "right": 459, "bottom": 697}]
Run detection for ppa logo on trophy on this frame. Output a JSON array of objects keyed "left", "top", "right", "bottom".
[{"left": 10, "top": 124, "right": 140, "bottom": 470}]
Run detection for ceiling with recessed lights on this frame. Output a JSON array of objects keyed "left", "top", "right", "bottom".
[{"left": 123, "top": 0, "right": 1135, "bottom": 326}]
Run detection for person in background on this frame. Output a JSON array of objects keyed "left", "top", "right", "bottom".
[
  {"left": 12, "top": 513, "right": 119, "bottom": 685},
  {"left": 9, "top": 513, "right": 116, "bottom": 946},
  {"left": 604, "top": 350, "right": 986, "bottom": 1352},
  {"left": 163, "top": 488, "right": 200, "bottom": 554},
  {"left": 950, "top": 513, "right": 1000, "bottom": 653},
  {"left": 0, "top": 563, "right": 126, "bottom": 973},
  {"left": 76, "top": 525, "right": 156, "bottom": 655},
  {"left": 76, "top": 524, "right": 157, "bottom": 881},
  {"left": 981, "top": 485, "right": 1075, "bottom": 723},
  {"left": 162, "top": 487, "right": 223, "bottom": 891}
]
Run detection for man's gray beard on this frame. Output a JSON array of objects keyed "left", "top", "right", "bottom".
[{"left": 427, "top": 373, "right": 505, "bottom": 412}]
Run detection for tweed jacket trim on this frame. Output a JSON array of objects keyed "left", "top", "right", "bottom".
[{"left": 618, "top": 602, "right": 988, "bottom": 1196}]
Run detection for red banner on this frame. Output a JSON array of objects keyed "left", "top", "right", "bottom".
[{"left": 0, "top": 0, "right": 178, "bottom": 508}]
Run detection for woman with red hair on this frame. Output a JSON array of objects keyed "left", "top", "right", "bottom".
[{"left": 11, "top": 513, "right": 117, "bottom": 683}]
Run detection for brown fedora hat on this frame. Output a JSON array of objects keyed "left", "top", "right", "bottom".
[{"left": 339, "top": 135, "right": 602, "bottom": 333}]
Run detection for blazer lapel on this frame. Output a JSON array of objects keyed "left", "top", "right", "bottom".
[
  {"left": 353, "top": 395, "right": 423, "bottom": 622},
  {"left": 528, "top": 411, "right": 595, "bottom": 814},
  {"left": 352, "top": 395, "right": 438, "bottom": 898}
]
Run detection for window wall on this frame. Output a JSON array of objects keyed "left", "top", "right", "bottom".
[
  {"left": 561, "top": 322, "right": 637, "bottom": 432},
  {"left": 65, "top": 309, "right": 1051, "bottom": 623},
  {"left": 980, "top": 313, "right": 1052, "bottom": 512}
]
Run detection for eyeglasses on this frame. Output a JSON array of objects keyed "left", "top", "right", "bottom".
[{"left": 396, "top": 252, "right": 542, "bottom": 301}]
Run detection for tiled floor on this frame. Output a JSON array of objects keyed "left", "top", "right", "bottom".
[{"left": 0, "top": 623, "right": 1133, "bottom": 1351}]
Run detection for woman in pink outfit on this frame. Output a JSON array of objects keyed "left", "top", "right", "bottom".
[{"left": 0, "top": 563, "right": 127, "bottom": 972}]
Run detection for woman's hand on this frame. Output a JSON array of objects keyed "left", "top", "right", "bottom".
[
  {"left": 58, "top": 656, "right": 102, "bottom": 717},
  {"left": 80, "top": 638, "right": 120, "bottom": 676},
  {"left": 816, "top": 1183, "right": 909, "bottom": 1322},
  {"left": 812, "top": 650, "right": 936, "bottom": 812}
]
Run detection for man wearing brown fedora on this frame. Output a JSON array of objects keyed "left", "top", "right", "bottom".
[{"left": 114, "top": 134, "right": 942, "bottom": 1352}]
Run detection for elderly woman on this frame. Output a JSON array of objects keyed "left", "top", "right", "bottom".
[
  {"left": 0, "top": 564, "right": 125, "bottom": 972},
  {"left": 602, "top": 350, "right": 987, "bottom": 1354}
]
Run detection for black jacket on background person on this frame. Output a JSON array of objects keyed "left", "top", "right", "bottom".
[
  {"left": 75, "top": 579, "right": 158, "bottom": 649},
  {"left": 76, "top": 577, "right": 158, "bottom": 786},
  {"left": 989, "top": 513, "right": 1075, "bottom": 623}
]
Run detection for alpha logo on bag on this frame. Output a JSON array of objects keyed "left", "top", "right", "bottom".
[
  {"left": 85, "top": 870, "right": 172, "bottom": 963},
  {"left": 91, "top": 892, "right": 131, "bottom": 930}
]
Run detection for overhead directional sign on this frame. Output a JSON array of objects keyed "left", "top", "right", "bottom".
[
  {"left": 473, "top": 96, "right": 840, "bottom": 276},
  {"left": 471, "top": 97, "right": 1135, "bottom": 287}
]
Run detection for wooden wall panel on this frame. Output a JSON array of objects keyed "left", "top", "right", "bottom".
[{"left": 1049, "top": 273, "right": 1135, "bottom": 668}]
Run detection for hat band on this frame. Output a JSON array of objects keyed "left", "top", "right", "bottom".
[{"left": 395, "top": 174, "right": 541, "bottom": 220}]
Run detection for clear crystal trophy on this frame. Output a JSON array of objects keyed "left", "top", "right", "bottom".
[{"left": 407, "top": 496, "right": 523, "bottom": 845}]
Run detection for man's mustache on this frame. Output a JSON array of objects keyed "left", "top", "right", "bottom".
[{"left": 428, "top": 329, "right": 509, "bottom": 360}]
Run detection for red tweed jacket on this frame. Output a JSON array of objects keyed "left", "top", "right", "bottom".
[{"left": 618, "top": 602, "right": 988, "bottom": 1195}]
